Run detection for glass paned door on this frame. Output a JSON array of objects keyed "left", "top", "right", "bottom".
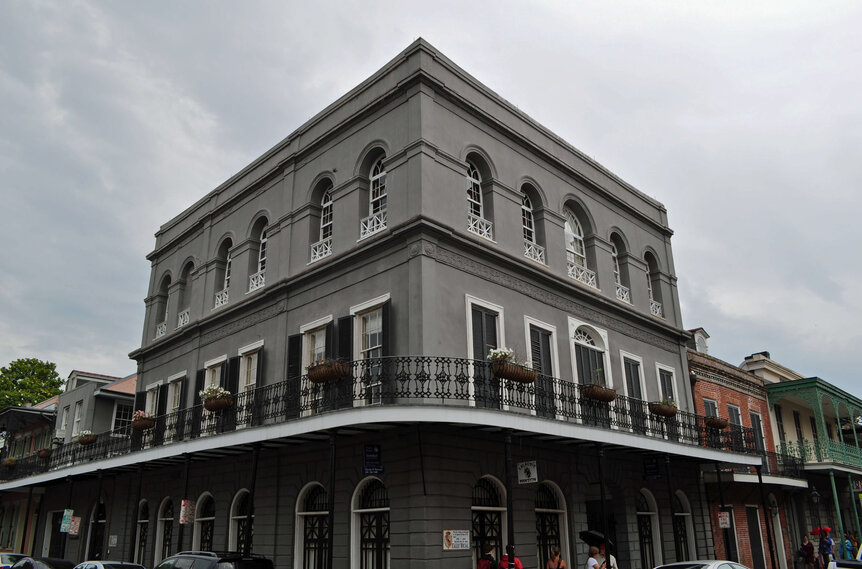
[{"left": 472, "top": 307, "right": 499, "bottom": 409}]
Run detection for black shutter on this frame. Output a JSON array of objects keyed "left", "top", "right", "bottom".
[
  {"left": 154, "top": 384, "right": 169, "bottom": 446},
  {"left": 223, "top": 357, "right": 240, "bottom": 432},
  {"left": 176, "top": 377, "right": 189, "bottom": 440},
  {"left": 252, "top": 351, "right": 265, "bottom": 426},
  {"left": 530, "top": 327, "right": 543, "bottom": 374},
  {"left": 324, "top": 322, "right": 335, "bottom": 359},
  {"left": 337, "top": 316, "right": 354, "bottom": 361},
  {"left": 131, "top": 391, "right": 146, "bottom": 450},
  {"left": 381, "top": 299, "right": 391, "bottom": 357},
  {"left": 286, "top": 335, "right": 302, "bottom": 419},
  {"left": 191, "top": 369, "right": 205, "bottom": 438}
]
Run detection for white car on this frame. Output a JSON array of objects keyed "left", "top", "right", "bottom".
[{"left": 654, "top": 562, "right": 751, "bottom": 569}]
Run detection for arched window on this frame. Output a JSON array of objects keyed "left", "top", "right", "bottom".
[
  {"left": 135, "top": 500, "right": 149, "bottom": 565},
  {"left": 193, "top": 493, "right": 215, "bottom": 552},
  {"left": 637, "top": 489, "right": 662, "bottom": 568},
  {"left": 248, "top": 219, "right": 268, "bottom": 292},
  {"left": 522, "top": 193, "right": 545, "bottom": 264},
  {"left": 352, "top": 478, "right": 390, "bottom": 569},
  {"left": 155, "top": 498, "right": 173, "bottom": 564},
  {"left": 466, "top": 161, "right": 493, "bottom": 240},
  {"left": 177, "top": 261, "right": 194, "bottom": 328},
  {"left": 311, "top": 179, "right": 334, "bottom": 262},
  {"left": 87, "top": 501, "right": 106, "bottom": 560},
  {"left": 215, "top": 239, "right": 232, "bottom": 308},
  {"left": 155, "top": 274, "right": 171, "bottom": 338},
  {"left": 645, "top": 252, "right": 663, "bottom": 318},
  {"left": 573, "top": 328, "right": 606, "bottom": 386},
  {"left": 673, "top": 490, "right": 695, "bottom": 561},
  {"left": 471, "top": 477, "right": 505, "bottom": 565},
  {"left": 296, "top": 483, "right": 329, "bottom": 569},
  {"left": 610, "top": 235, "right": 631, "bottom": 303},
  {"left": 230, "top": 489, "right": 253, "bottom": 553},
  {"left": 565, "top": 210, "right": 595, "bottom": 287},
  {"left": 361, "top": 157, "right": 387, "bottom": 239},
  {"left": 535, "top": 483, "right": 567, "bottom": 568}
]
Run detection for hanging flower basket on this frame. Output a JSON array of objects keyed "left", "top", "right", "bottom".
[
  {"left": 307, "top": 361, "right": 351, "bottom": 384},
  {"left": 649, "top": 402, "right": 678, "bottom": 418},
  {"left": 36, "top": 448, "right": 52, "bottom": 459},
  {"left": 704, "top": 416, "right": 729, "bottom": 430},
  {"left": 203, "top": 396, "right": 234, "bottom": 412},
  {"left": 131, "top": 417, "right": 156, "bottom": 431},
  {"left": 77, "top": 434, "right": 97, "bottom": 446},
  {"left": 491, "top": 362, "right": 537, "bottom": 384},
  {"left": 582, "top": 384, "right": 617, "bottom": 403},
  {"left": 2, "top": 457, "right": 17, "bottom": 467}
]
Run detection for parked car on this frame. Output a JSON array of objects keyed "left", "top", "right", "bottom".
[
  {"left": 10, "top": 558, "right": 76, "bottom": 569},
  {"left": 654, "top": 562, "right": 751, "bottom": 569},
  {"left": 74, "top": 562, "right": 146, "bottom": 569},
  {"left": 0, "top": 554, "right": 27, "bottom": 569},
  {"left": 154, "top": 552, "right": 274, "bottom": 569}
]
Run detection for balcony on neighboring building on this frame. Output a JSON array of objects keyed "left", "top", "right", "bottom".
[
  {"left": 310, "top": 237, "right": 332, "bottom": 262},
  {"left": 248, "top": 271, "right": 265, "bottom": 292},
  {"left": 467, "top": 214, "right": 493, "bottom": 241},
  {"left": 359, "top": 212, "right": 387, "bottom": 240},
  {"left": 779, "top": 438, "right": 862, "bottom": 469},
  {"left": 0, "top": 356, "right": 760, "bottom": 483}
]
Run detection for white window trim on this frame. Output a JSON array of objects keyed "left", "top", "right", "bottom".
[
  {"left": 703, "top": 397, "right": 719, "bottom": 417},
  {"left": 465, "top": 294, "right": 506, "bottom": 409},
  {"left": 350, "top": 476, "right": 391, "bottom": 569},
  {"left": 567, "top": 316, "right": 614, "bottom": 389},
  {"left": 110, "top": 400, "right": 133, "bottom": 432},
  {"left": 167, "top": 371, "right": 187, "bottom": 382},
  {"left": 204, "top": 355, "right": 228, "bottom": 369},
  {"left": 654, "top": 362, "right": 678, "bottom": 403},
  {"left": 192, "top": 491, "right": 215, "bottom": 550},
  {"left": 229, "top": 488, "right": 252, "bottom": 552},
  {"left": 349, "top": 293, "right": 390, "bottom": 316},
  {"left": 238, "top": 339, "right": 265, "bottom": 356},
  {"left": 744, "top": 504, "right": 767, "bottom": 569},
  {"left": 618, "top": 350, "right": 646, "bottom": 399},
  {"left": 523, "top": 315, "right": 561, "bottom": 418},
  {"left": 300, "top": 315, "right": 333, "bottom": 334}
]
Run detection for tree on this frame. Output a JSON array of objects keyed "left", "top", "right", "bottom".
[{"left": 0, "top": 358, "right": 64, "bottom": 410}]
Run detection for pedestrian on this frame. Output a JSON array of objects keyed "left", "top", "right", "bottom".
[
  {"left": 478, "top": 542, "right": 498, "bottom": 569},
  {"left": 587, "top": 546, "right": 606, "bottom": 569},
  {"left": 500, "top": 545, "right": 524, "bottom": 569},
  {"left": 819, "top": 531, "right": 834, "bottom": 567},
  {"left": 546, "top": 545, "right": 568, "bottom": 569},
  {"left": 842, "top": 533, "right": 854, "bottom": 559},
  {"left": 800, "top": 535, "right": 815, "bottom": 569},
  {"left": 599, "top": 543, "right": 617, "bottom": 569}
]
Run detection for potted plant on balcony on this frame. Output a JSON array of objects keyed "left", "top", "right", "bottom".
[
  {"left": 77, "top": 430, "right": 97, "bottom": 446},
  {"left": 307, "top": 358, "right": 351, "bottom": 384},
  {"left": 488, "top": 348, "right": 537, "bottom": 384},
  {"left": 649, "top": 397, "right": 678, "bottom": 418},
  {"left": 131, "top": 410, "right": 156, "bottom": 431},
  {"left": 200, "top": 385, "right": 234, "bottom": 412},
  {"left": 2, "top": 457, "right": 17, "bottom": 468},
  {"left": 581, "top": 369, "right": 617, "bottom": 402},
  {"left": 704, "top": 416, "right": 729, "bottom": 430},
  {"left": 36, "top": 447, "right": 52, "bottom": 459}
]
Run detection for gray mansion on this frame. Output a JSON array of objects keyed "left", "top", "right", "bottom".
[{"left": 0, "top": 40, "right": 763, "bottom": 568}]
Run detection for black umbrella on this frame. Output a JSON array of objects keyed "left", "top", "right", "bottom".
[{"left": 580, "top": 530, "right": 614, "bottom": 548}]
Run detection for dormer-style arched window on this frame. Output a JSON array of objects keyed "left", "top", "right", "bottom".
[
  {"left": 564, "top": 210, "right": 596, "bottom": 288},
  {"left": 610, "top": 233, "right": 631, "bottom": 304},
  {"left": 248, "top": 219, "right": 267, "bottom": 292},
  {"left": 311, "top": 178, "right": 334, "bottom": 261},
  {"left": 360, "top": 156, "right": 387, "bottom": 239},
  {"left": 645, "top": 251, "right": 663, "bottom": 318},
  {"left": 214, "top": 238, "right": 232, "bottom": 308},
  {"left": 177, "top": 261, "right": 194, "bottom": 328},
  {"left": 155, "top": 274, "right": 171, "bottom": 338},
  {"left": 466, "top": 160, "right": 493, "bottom": 241}
]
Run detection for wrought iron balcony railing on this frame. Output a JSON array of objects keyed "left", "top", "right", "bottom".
[
  {"left": 719, "top": 450, "right": 803, "bottom": 479},
  {"left": 779, "top": 437, "right": 862, "bottom": 469},
  {"left": 0, "top": 357, "right": 758, "bottom": 482}
]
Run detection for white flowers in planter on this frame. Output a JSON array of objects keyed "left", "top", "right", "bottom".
[{"left": 199, "top": 385, "right": 231, "bottom": 400}]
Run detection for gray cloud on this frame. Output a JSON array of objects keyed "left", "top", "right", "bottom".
[{"left": 1, "top": 1, "right": 859, "bottom": 391}]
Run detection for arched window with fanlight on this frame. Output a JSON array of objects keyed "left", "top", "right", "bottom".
[
  {"left": 471, "top": 476, "right": 505, "bottom": 565},
  {"left": 637, "top": 489, "right": 662, "bottom": 568},
  {"left": 645, "top": 252, "right": 663, "bottom": 318},
  {"left": 610, "top": 233, "right": 631, "bottom": 304},
  {"left": 229, "top": 489, "right": 253, "bottom": 553},
  {"left": 86, "top": 501, "right": 106, "bottom": 560},
  {"left": 296, "top": 483, "right": 329, "bottom": 569},
  {"left": 573, "top": 327, "right": 606, "bottom": 386},
  {"left": 352, "top": 477, "right": 390, "bottom": 569},
  {"left": 214, "top": 238, "right": 233, "bottom": 308},
  {"left": 673, "top": 490, "right": 695, "bottom": 562},
  {"left": 565, "top": 210, "right": 596, "bottom": 288},
  {"left": 176, "top": 261, "right": 194, "bottom": 329},
  {"left": 134, "top": 500, "right": 149, "bottom": 565},
  {"left": 154, "top": 274, "right": 171, "bottom": 338},
  {"left": 248, "top": 218, "right": 268, "bottom": 292},
  {"left": 521, "top": 192, "right": 545, "bottom": 264},
  {"left": 155, "top": 498, "right": 173, "bottom": 564},
  {"left": 193, "top": 493, "right": 215, "bottom": 552},
  {"left": 466, "top": 160, "right": 493, "bottom": 241},
  {"left": 535, "top": 483, "right": 567, "bottom": 568},
  {"left": 360, "top": 156, "right": 387, "bottom": 239},
  {"left": 311, "top": 179, "right": 334, "bottom": 262}
]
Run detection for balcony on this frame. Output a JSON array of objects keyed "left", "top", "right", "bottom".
[
  {"left": 310, "top": 237, "right": 332, "bottom": 262},
  {"left": 0, "top": 356, "right": 759, "bottom": 483},
  {"left": 155, "top": 321, "right": 167, "bottom": 338},
  {"left": 177, "top": 309, "right": 190, "bottom": 329},
  {"left": 650, "top": 299, "right": 663, "bottom": 318},
  {"left": 615, "top": 284, "right": 631, "bottom": 304},
  {"left": 248, "top": 271, "right": 265, "bottom": 292},
  {"left": 779, "top": 438, "right": 862, "bottom": 469},
  {"left": 566, "top": 253, "right": 597, "bottom": 288},
  {"left": 359, "top": 212, "right": 386, "bottom": 240},
  {"left": 467, "top": 214, "right": 493, "bottom": 241},
  {"left": 214, "top": 289, "right": 229, "bottom": 308},
  {"left": 523, "top": 240, "right": 545, "bottom": 264},
  {"left": 719, "top": 450, "right": 804, "bottom": 479}
]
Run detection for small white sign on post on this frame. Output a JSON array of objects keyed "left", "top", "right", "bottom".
[
  {"left": 442, "top": 529, "right": 470, "bottom": 550},
  {"left": 718, "top": 511, "right": 731, "bottom": 529},
  {"left": 517, "top": 461, "right": 538, "bottom": 484}
]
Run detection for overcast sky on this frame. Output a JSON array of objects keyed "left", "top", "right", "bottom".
[{"left": 1, "top": 1, "right": 860, "bottom": 393}]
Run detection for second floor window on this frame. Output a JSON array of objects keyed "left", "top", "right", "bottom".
[
  {"left": 466, "top": 162, "right": 483, "bottom": 218},
  {"left": 308, "top": 328, "right": 327, "bottom": 365},
  {"left": 72, "top": 401, "right": 82, "bottom": 435},
  {"left": 703, "top": 399, "right": 718, "bottom": 417},
  {"left": 522, "top": 194, "right": 536, "bottom": 243},
  {"left": 114, "top": 402, "right": 133, "bottom": 433},
  {"left": 320, "top": 190, "right": 333, "bottom": 240},
  {"left": 611, "top": 244, "right": 622, "bottom": 286},
  {"left": 360, "top": 309, "right": 383, "bottom": 361},
  {"left": 370, "top": 158, "right": 387, "bottom": 215},
  {"left": 564, "top": 211, "right": 586, "bottom": 268}
]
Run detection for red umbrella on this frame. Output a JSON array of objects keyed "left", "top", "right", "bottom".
[{"left": 812, "top": 526, "right": 832, "bottom": 535}]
